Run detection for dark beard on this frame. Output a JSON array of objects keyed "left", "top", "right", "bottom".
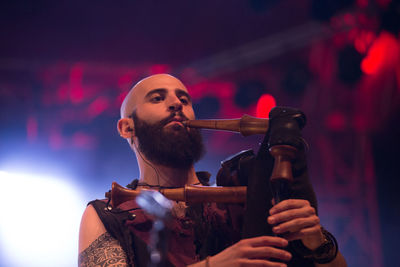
[{"left": 132, "top": 112, "right": 205, "bottom": 170}]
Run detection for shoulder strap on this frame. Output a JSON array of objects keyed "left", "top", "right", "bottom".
[{"left": 89, "top": 200, "right": 149, "bottom": 267}]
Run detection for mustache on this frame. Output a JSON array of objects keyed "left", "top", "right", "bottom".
[{"left": 159, "top": 112, "right": 189, "bottom": 126}]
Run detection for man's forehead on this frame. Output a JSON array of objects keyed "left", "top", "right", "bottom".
[
  {"left": 138, "top": 74, "right": 187, "bottom": 92},
  {"left": 120, "top": 74, "right": 188, "bottom": 118}
]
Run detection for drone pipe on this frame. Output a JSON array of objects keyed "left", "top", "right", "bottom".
[{"left": 106, "top": 182, "right": 247, "bottom": 207}]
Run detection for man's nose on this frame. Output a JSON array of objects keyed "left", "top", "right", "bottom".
[{"left": 168, "top": 97, "right": 183, "bottom": 112}]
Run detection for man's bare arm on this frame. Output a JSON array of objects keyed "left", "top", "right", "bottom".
[
  {"left": 79, "top": 204, "right": 129, "bottom": 267},
  {"left": 78, "top": 232, "right": 128, "bottom": 267}
]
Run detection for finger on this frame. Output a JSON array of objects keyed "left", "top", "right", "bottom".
[
  {"left": 272, "top": 216, "right": 320, "bottom": 234},
  {"left": 238, "top": 259, "right": 287, "bottom": 267},
  {"left": 241, "top": 246, "right": 292, "bottom": 262},
  {"left": 283, "top": 225, "right": 322, "bottom": 241},
  {"left": 268, "top": 206, "right": 316, "bottom": 225},
  {"left": 242, "top": 236, "right": 288, "bottom": 248},
  {"left": 269, "top": 199, "right": 310, "bottom": 215}
]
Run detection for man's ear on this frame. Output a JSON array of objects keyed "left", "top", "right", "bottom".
[{"left": 117, "top": 118, "right": 135, "bottom": 139}]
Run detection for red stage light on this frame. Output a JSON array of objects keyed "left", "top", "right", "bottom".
[
  {"left": 69, "top": 64, "right": 84, "bottom": 104},
  {"left": 354, "top": 31, "right": 375, "bottom": 54},
  {"left": 256, "top": 94, "right": 276, "bottom": 118},
  {"left": 361, "top": 32, "right": 399, "bottom": 75}
]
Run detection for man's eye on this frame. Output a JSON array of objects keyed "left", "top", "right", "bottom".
[
  {"left": 180, "top": 97, "right": 189, "bottom": 104},
  {"left": 151, "top": 96, "right": 163, "bottom": 102}
]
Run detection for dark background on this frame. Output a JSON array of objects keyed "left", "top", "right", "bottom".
[{"left": 0, "top": 0, "right": 399, "bottom": 266}]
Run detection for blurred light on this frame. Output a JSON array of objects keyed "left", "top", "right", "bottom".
[
  {"left": 71, "top": 132, "right": 96, "bottom": 149},
  {"left": 117, "top": 73, "right": 136, "bottom": 89},
  {"left": 325, "top": 111, "right": 346, "bottom": 131},
  {"left": 361, "top": 41, "right": 385, "bottom": 75},
  {"left": 117, "top": 91, "right": 128, "bottom": 106},
  {"left": 87, "top": 96, "right": 110, "bottom": 118},
  {"left": 49, "top": 129, "right": 64, "bottom": 150},
  {"left": 377, "top": 0, "right": 392, "bottom": 8},
  {"left": 150, "top": 64, "right": 170, "bottom": 74},
  {"left": 57, "top": 84, "right": 69, "bottom": 104},
  {"left": 361, "top": 32, "right": 399, "bottom": 75},
  {"left": 69, "top": 64, "right": 84, "bottom": 104},
  {"left": 256, "top": 94, "right": 276, "bottom": 118},
  {"left": 354, "top": 31, "right": 375, "bottom": 54},
  {"left": 353, "top": 114, "right": 368, "bottom": 132},
  {"left": 356, "top": 0, "right": 368, "bottom": 8},
  {"left": 0, "top": 170, "right": 85, "bottom": 267}
]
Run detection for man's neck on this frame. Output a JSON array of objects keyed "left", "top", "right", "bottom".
[{"left": 138, "top": 161, "right": 199, "bottom": 187}]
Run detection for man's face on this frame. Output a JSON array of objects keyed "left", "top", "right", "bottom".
[
  {"left": 129, "top": 74, "right": 204, "bottom": 169},
  {"left": 132, "top": 75, "right": 196, "bottom": 127}
]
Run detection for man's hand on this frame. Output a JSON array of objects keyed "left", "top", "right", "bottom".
[
  {"left": 206, "top": 236, "right": 292, "bottom": 267},
  {"left": 268, "top": 199, "right": 324, "bottom": 250}
]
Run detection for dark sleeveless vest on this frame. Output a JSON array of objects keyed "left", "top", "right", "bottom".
[
  {"left": 90, "top": 169, "right": 243, "bottom": 267},
  {"left": 90, "top": 199, "right": 242, "bottom": 266}
]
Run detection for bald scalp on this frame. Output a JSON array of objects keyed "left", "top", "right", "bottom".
[{"left": 120, "top": 74, "right": 187, "bottom": 118}]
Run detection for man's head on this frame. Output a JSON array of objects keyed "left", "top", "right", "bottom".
[{"left": 118, "top": 74, "right": 204, "bottom": 169}]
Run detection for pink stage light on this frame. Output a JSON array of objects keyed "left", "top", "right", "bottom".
[{"left": 256, "top": 94, "right": 276, "bottom": 118}]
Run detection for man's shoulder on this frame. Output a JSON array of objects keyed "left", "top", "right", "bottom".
[{"left": 79, "top": 203, "right": 108, "bottom": 253}]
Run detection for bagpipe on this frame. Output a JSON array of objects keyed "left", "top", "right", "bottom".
[{"left": 105, "top": 107, "right": 309, "bottom": 239}]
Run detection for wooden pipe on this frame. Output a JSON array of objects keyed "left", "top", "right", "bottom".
[
  {"left": 106, "top": 182, "right": 247, "bottom": 207},
  {"left": 182, "top": 114, "right": 269, "bottom": 136},
  {"left": 269, "top": 145, "right": 297, "bottom": 203},
  {"left": 105, "top": 146, "right": 296, "bottom": 207}
]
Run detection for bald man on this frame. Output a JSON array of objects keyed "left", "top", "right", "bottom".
[{"left": 78, "top": 74, "right": 346, "bottom": 267}]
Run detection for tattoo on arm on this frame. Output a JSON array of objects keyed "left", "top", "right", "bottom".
[{"left": 79, "top": 232, "right": 130, "bottom": 267}]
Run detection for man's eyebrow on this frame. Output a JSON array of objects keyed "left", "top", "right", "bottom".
[
  {"left": 144, "top": 88, "right": 192, "bottom": 102},
  {"left": 175, "top": 89, "right": 192, "bottom": 102},
  {"left": 144, "top": 88, "right": 167, "bottom": 99}
]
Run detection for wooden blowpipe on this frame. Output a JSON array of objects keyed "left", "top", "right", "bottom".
[
  {"left": 106, "top": 182, "right": 247, "bottom": 207},
  {"left": 182, "top": 114, "right": 269, "bottom": 136}
]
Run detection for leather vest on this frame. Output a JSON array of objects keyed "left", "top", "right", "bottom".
[{"left": 90, "top": 197, "right": 243, "bottom": 267}]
